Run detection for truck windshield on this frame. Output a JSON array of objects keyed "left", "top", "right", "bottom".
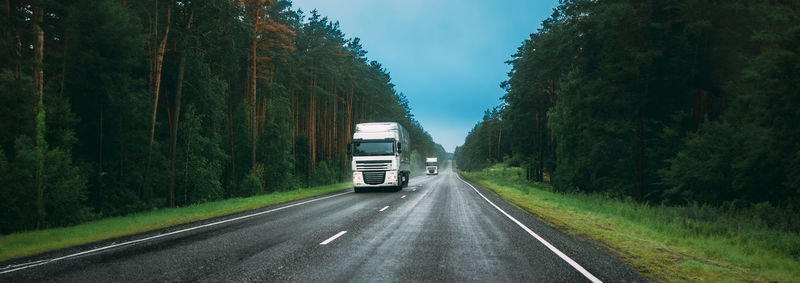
[
  {"left": 353, "top": 141, "right": 395, "bottom": 156},
  {"left": 426, "top": 162, "right": 437, "bottom": 166}
]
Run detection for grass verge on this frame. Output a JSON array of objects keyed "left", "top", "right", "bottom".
[
  {"left": 0, "top": 182, "right": 352, "bottom": 263},
  {"left": 461, "top": 165, "right": 800, "bottom": 282}
]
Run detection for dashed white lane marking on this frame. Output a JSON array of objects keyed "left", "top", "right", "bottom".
[
  {"left": 319, "top": 231, "right": 347, "bottom": 245},
  {"left": 379, "top": 206, "right": 389, "bottom": 212},
  {"left": 456, "top": 174, "right": 602, "bottom": 283},
  {"left": 0, "top": 191, "right": 352, "bottom": 275},
  {"left": 401, "top": 195, "right": 407, "bottom": 199}
]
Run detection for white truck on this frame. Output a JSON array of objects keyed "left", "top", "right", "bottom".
[
  {"left": 349, "top": 122, "right": 411, "bottom": 193},
  {"left": 425, "top": 157, "right": 439, "bottom": 175}
]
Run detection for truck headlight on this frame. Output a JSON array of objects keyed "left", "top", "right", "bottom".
[
  {"left": 353, "top": 172, "right": 364, "bottom": 184},
  {"left": 386, "top": 171, "right": 397, "bottom": 181}
]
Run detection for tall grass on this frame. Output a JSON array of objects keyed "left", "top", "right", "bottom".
[{"left": 462, "top": 165, "right": 800, "bottom": 282}]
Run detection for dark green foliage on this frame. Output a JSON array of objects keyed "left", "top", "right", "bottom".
[
  {"left": 2, "top": 132, "right": 89, "bottom": 232},
  {"left": 0, "top": 70, "right": 35, "bottom": 151},
  {"left": 311, "top": 161, "right": 336, "bottom": 187},
  {"left": 257, "top": 95, "right": 294, "bottom": 192},
  {"left": 62, "top": 0, "right": 152, "bottom": 215},
  {"left": 293, "top": 133, "right": 311, "bottom": 187},
  {"left": 171, "top": 49, "right": 228, "bottom": 205},
  {"left": 0, "top": 148, "right": 19, "bottom": 233},
  {"left": 455, "top": 106, "right": 507, "bottom": 172},
  {"left": 0, "top": 0, "right": 444, "bottom": 235},
  {"left": 457, "top": 0, "right": 800, "bottom": 215},
  {"left": 177, "top": 106, "right": 225, "bottom": 203},
  {"left": 659, "top": 122, "right": 737, "bottom": 204},
  {"left": 659, "top": 2, "right": 800, "bottom": 207},
  {"left": 42, "top": 146, "right": 90, "bottom": 227},
  {"left": 238, "top": 172, "right": 263, "bottom": 198}
]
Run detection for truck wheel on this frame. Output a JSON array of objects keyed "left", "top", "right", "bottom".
[{"left": 354, "top": 187, "right": 364, "bottom": 193}]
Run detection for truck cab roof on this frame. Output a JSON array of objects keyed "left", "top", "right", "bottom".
[
  {"left": 353, "top": 132, "right": 397, "bottom": 140},
  {"left": 355, "top": 122, "right": 400, "bottom": 133}
]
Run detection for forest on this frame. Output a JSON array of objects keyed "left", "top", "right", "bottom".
[
  {"left": 0, "top": 0, "right": 446, "bottom": 235},
  {"left": 456, "top": 1, "right": 800, "bottom": 216}
]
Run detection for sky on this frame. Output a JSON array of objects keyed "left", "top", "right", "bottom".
[{"left": 291, "top": 0, "right": 559, "bottom": 152}]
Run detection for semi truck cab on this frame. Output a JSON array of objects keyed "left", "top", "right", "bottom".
[
  {"left": 426, "top": 157, "right": 438, "bottom": 175},
  {"left": 350, "top": 122, "right": 411, "bottom": 193}
]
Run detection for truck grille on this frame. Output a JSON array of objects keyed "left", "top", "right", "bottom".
[
  {"left": 356, "top": 160, "right": 391, "bottom": 171},
  {"left": 363, "top": 171, "right": 386, "bottom": 185}
]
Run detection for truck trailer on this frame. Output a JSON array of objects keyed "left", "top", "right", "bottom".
[{"left": 349, "top": 122, "right": 411, "bottom": 193}]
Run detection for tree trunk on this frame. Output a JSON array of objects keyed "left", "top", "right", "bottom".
[
  {"left": 149, "top": 4, "right": 170, "bottom": 146},
  {"left": 332, "top": 87, "right": 337, "bottom": 162},
  {"left": 184, "top": 118, "right": 190, "bottom": 204},
  {"left": 33, "top": 5, "right": 45, "bottom": 229},
  {"left": 310, "top": 85, "right": 316, "bottom": 170},
  {"left": 692, "top": 91, "right": 701, "bottom": 132},
  {"left": 119, "top": 111, "right": 124, "bottom": 179},
  {"left": 539, "top": 111, "right": 545, "bottom": 182},
  {"left": 307, "top": 74, "right": 316, "bottom": 171},
  {"left": 635, "top": 117, "right": 644, "bottom": 201},
  {"left": 635, "top": 76, "right": 649, "bottom": 201},
  {"left": 538, "top": 150, "right": 544, "bottom": 182},
  {"left": 142, "top": 3, "right": 170, "bottom": 195},
  {"left": 497, "top": 123, "right": 502, "bottom": 161},
  {"left": 487, "top": 128, "right": 492, "bottom": 161},
  {"left": 33, "top": 9, "right": 43, "bottom": 102},
  {"left": 291, "top": 87, "right": 297, "bottom": 151},
  {"left": 344, "top": 83, "right": 353, "bottom": 169},
  {"left": 168, "top": 9, "right": 192, "bottom": 208},
  {"left": 324, "top": 89, "right": 330, "bottom": 162},
  {"left": 98, "top": 104, "right": 104, "bottom": 200},
  {"left": 59, "top": 36, "right": 68, "bottom": 97},
  {"left": 226, "top": 98, "right": 235, "bottom": 190},
  {"left": 249, "top": 5, "right": 259, "bottom": 172}
]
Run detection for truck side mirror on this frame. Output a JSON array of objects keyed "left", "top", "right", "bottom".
[
  {"left": 397, "top": 142, "right": 402, "bottom": 154},
  {"left": 347, "top": 142, "right": 352, "bottom": 156}
]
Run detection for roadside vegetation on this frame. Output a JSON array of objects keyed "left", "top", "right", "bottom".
[
  {"left": 462, "top": 165, "right": 800, "bottom": 282},
  {"left": 0, "top": 182, "right": 351, "bottom": 263},
  {"left": 457, "top": 1, "right": 800, "bottom": 209}
]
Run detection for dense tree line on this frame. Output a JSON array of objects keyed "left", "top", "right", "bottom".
[
  {"left": 456, "top": 0, "right": 800, "bottom": 209},
  {"left": 0, "top": 0, "right": 445, "bottom": 234}
]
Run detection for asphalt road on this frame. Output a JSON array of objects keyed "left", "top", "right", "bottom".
[{"left": 1, "top": 164, "right": 647, "bottom": 282}]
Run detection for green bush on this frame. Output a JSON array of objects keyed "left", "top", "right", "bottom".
[
  {"left": 238, "top": 173, "right": 263, "bottom": 197},
  {"left": 311, "top": 161, "right": 335, "bottom": 187}
]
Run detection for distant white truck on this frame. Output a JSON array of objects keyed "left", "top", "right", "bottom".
[
  {"left": 425, "top": 157, "right": 439, "bottom": 175},
  {"left": 349, "top": 122, "right": 411, "bottom": 193}
]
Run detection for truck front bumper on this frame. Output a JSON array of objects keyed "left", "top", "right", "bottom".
[{"left": 353, "top": 170, "right": 398, "bottom": 187}]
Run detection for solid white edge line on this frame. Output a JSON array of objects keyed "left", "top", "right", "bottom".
[
  {"left": 379, "top": 206, "right": 389, "bottom": 212},
  {"left": 456, "top": 174, "right": 602, "bottom": 283},
  {"left": 319, "top": 231, "right": 347, "bottom": 245},
  {"left": 1, "top": 259, "right": 47, "bottom": 270},
  {"left": 0, "top": 191, "right": 351, "bottom": 275}
]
